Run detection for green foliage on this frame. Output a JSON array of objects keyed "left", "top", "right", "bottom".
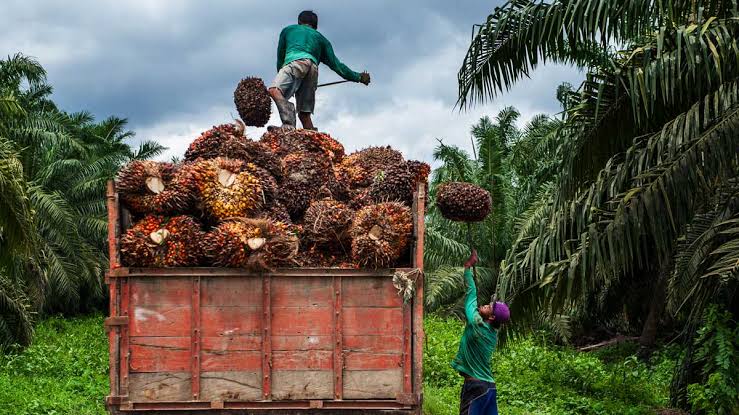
[
  {"left": 423, "top": 315, "right": 676, "bottom": 415},
  {"left": 425, "top": 107, "right": 563, "bottom": 316},
  {"left": 0, "top": 53, "right": 164, "bottom": 348},
  {"left": 0, "top": 315, "right": 108, "bottom": 415},
  {"left": 686, "top": 305, "right": 739, "bottom": 415},
  {"left": 460, "top": 7, "right": 739, "bottom": 405}
]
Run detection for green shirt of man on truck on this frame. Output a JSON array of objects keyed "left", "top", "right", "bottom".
[{"left": 268, "top": 10, "right": 371, "bottom": 130}]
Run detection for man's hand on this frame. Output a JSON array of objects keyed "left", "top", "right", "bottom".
[
  {"left": 359, "top": 71, "right": 371, "bottom": 85},
  {"left": 464, "top": 249, "right": 478, "bottom": 269}
]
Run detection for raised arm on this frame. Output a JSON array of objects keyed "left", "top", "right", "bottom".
[
  {"left": 463, "top": 250, "right": 483, "bottom": 325},
  {"left": 320, "top": 36, "right": 361, "bottom": 82},
  {"left": 276, "top": 29, "right": 287, "bottom": 71}
]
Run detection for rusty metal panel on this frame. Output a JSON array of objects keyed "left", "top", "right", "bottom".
[
  {"left": 261, "top": 274, "right": 271, "bottom": 400},
  {"left": 191, "top": 276, "right": 201, "bottom": 400},
  {"left": 333, "top": 276, "right": 343, "bottom": 400},
  {"left": 412, "top": 184, "right": 426, "bottom": 404},
  {"left": 120, "top": 278, "right": 130, "bottom": 396}
]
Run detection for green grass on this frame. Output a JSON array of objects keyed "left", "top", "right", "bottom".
[
  {"left": 0, "top": 314, "right": 678, "bottom": 415},
  {"left": 423, "top": 315, "right": 678, "bottom": 415},
  {"left": 0, "top": 315, "right": 108, "bottom": 415}
]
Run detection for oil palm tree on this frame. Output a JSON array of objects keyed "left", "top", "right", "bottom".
[
  {"left": 0, "top": 53, "right": 165, "bottom": 347},
  {"left": 458, "top": 0, "right": 739, "bottom": 408},
  {"left": 425, "top": 107, "right": 562, "bottom": 315}
]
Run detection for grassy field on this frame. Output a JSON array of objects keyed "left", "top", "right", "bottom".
[{"left": 0, "top": 315, "right": 678, "bottom": 415}]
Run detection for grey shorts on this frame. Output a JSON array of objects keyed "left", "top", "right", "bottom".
[{"left": 271, "top": 58, "right": 318, "bottom": 114}]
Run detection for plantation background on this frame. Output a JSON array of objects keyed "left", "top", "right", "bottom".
[{"left": 2, "top": 1, "right": 739, "bottom": 414}]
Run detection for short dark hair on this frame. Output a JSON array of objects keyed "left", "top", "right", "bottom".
[{"left": 298, "top": 10, "right": 318, "bottom": 29}]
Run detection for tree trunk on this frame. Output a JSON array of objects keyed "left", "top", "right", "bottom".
[{"left": 638, "top": 259, "right": 670, "bottom": 358}]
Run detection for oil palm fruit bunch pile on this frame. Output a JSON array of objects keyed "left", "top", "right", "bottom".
[
  {"left": 337, "top": 146, "right": 404, "bottom": 189},
  {"left": 369, "top": 160, "right": 431, "bottom": 206},
  {"left": 191, "top": 158, "right": 267, "bottom": 220},
  {"left": 278, "top": 150, "right": 333, "bottom": 219},
  {"left": 350, "top": 202, "right": 413, "bottom": 268},
  {"left": 302, "top": 199, "right": 354, "bottom": 250},
  {"left": 184, "top": 121, "right": 246, "bottom": 161},
  {"left": 204, "top": 218, "right": 298, "bottom": 271},
  {"left": 435, "top": 182, "right": 492, "bottom": 222},
  {"left": 117, "top": 116, "right": 430, "bottom": 268},
  {"left": 233, "top": 77, "right": 272, "bottom": 127},
  {"left": 120, "top": 215, "right": 205, "bottom": 267},
  {"left": 116, "top": 161, "right": 196, "bottom": 215}
]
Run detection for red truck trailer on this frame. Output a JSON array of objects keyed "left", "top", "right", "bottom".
[{"left": 105, "top": 181, "right": 425, "bottom": 414}]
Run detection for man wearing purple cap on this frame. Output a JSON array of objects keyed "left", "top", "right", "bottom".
[{"left": 452, "top": 250, "right": 510, "bottom": 415}]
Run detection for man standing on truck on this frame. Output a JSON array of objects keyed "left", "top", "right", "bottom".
[
  {"left": 269, "top": 10, "right": 371, "bottom": 130},
  {"left": 452, "top": 250, "right": 510, "bottom": 415}
]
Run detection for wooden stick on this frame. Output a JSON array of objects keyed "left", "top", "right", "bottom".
[{"left": 578, "top": 336, "right": 639, "bottom": 352}]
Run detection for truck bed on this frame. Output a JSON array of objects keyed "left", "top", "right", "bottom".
[{"left": 105, "top": 182, "right": 425, "bottom": 414}]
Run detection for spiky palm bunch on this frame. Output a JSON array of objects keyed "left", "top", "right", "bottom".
[
  {"left": 279, "top": 151, "right": 333, "bottom": 219},
  {"left": 261, "top": 129, "right": 345, "bottom": 163},
  {"left": 120, "top": 215, "right": 205, "bottom": 267},
  {"left": 302, "top": 199, "right": 354, "bottom": 250},
  {"left": 258, "top": 202, "right": 292, "bottom": 225},
  {"left": 117, "top": 161, "right": 197, "bottom": 215},
  {"left": 204, "top": 218, "right": 298, "bottom": 271},
  {"left": 338, "top": 146, "right": 405, "bottom": 189},
  {"left": 191, "top": 158, "right": 265, "bottom": 220},
  {"left": 351, "top": 202, "right": 413, "bottom": 268},
  {"left": 369, "top": 160, "right": 431, "bottom": 206},
  {"left": 435, "top": 182, "right": 492, "bottom": 222},
  {"left": 233, "top": 77, "right": 272, "bottom": 127},
  {"left": 184, "top": 121, "right": 245, "bottom": 162}
]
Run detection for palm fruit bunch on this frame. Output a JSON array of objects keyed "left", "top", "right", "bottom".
[
  {"left": 261, "top": 129, "right": 345, "bottom": 163},
  {"left": 337, "top": 146, "right": 404, "bottom": 189},
  {"left": 191, "top": 158, "right": 266, "bottom": 220},
  {"left": 350, "top": 202, "right": 413, "bottom": 268},
  {"left": 117, "top": 161, "right": 196, "bottom": 215},
  {"left": 302, "top": 199, "right": 354, "bottom": 249},
  {"left": 235, "top": 140, "right": 284, "bottom": 180},
  {"left": 279, "top": 151, "right": 333, "bottom": 219},
  {"left": 120, "top": 215, "right": 205, "bottom": 267},
  {"left": 184, "top": 121, "right": 246, "bottom": 162},
  {"left": 204, "top": 218, "right": 298, "bottom": 272},
  {"left": 435, "top": 182, "right": 492, "bottom": 222},
  {"left": 259, "top": 202, "right": 292, "bottom": 225},
  {"left": 369, "top": 160, "right": 431, "bottom": 206},
  {"left": 233, "top": 77, "right": 272, "bottom": 127}
]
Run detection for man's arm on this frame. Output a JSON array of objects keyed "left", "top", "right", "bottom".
[
  {"left": 320, "top": 37, "right": 361, "bottom": 82},
  {"left": 276, "top": 29, "right": 287, "bottom": 71},
  {"left": 463, "top": 251, "right": 483, "bottom": 325}
]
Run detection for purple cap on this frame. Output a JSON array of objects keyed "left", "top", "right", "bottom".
[{"left": 492, "top": 301, "right": 510, "bottom": 323}]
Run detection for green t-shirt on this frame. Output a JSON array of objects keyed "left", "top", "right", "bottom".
[
  {"left": 451, "top": 268, "right": 498, "bottom": 383},
  {"left": 276, "top": 24, "right": 361, "bottom": 82}
]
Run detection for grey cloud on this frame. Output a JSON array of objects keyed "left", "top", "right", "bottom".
[{"left": 3, "top": 0, "right": 583, "bottom": 163}]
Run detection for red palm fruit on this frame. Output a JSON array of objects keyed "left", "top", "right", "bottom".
[
  {"left": 184, "top": 121, "right": 245, "bottom": 162},
  {"left": 278, "top": 151, "right": 333, "bottom": 219},
  {"left": 369, "top": 160, "right": 431, "bottom": 206},
  {"left": 204, "top": 218, "right": 298, "bottom": 272},
  {"left": 302, "top": 199, "right": 354, "bottom": 251},
  {"left": 120, "top": 215, "right": 205, "bottom": 267},
  {"left": 435, "top": 182, "right": 492, "bottom": 222},
  {"left": 234, "top": 77, "right": 272, "bottom": 127},
  {"left": 350, "top": 202, "right": 413, "bottom": 268},
  {"left": 337, "top": 146, "right": 404, "bottom": 189},
  {"left": 191, "top": 157, "right": 266, "bottom": 220},
  {"left": 117, "top": 161, "right": 197, "bottom": 215}
]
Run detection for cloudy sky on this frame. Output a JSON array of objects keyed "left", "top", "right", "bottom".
[{"left": 2, "top": 0, "right": 582, "bottom": 163}]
